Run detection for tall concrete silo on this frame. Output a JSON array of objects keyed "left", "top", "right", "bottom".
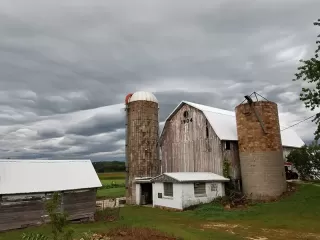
[
  {"left": 235, "top": 97, "right": 286, "bottom": 200},
  {"left": 125, "top": 91, "right": 160, "bottom": 204}
]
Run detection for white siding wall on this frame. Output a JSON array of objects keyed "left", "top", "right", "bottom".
[
  {"left": 181, "top": 182, "right": 225, "bottom": 209},
  {"left": 152, "top": 182, "right": 183, "bottom": 209},
  {"left": 135, "top": 184, "right": 141, "bottom": 205},
  {"left": 283, "top": 147, "right": 295, "bottom": 160},
  {"left": 152, "top": 181, "right": 226, "bottom": 210}
]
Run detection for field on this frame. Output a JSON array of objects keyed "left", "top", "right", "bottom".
[
  {"left": 96, "top": 172, "right": 126, "bottom": 199},
  {"left": 1, "top": 175, "right": 320, "bottom": 240}
]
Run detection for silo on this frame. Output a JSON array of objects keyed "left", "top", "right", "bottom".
[
  {"left": 235, "top": 98, "right": 286, "bottom": 200},
  {"left": 125, "top": 91, "right": 160, "bottom": 204}
]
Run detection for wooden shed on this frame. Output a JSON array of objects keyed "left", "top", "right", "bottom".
[
  {"left": 0, "top": 159, "right": 102, "bottom": 232},
  {"left": 159, "top": 101, "right": 305, "bottom": 187}
]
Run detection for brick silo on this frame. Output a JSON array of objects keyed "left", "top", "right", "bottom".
[
  {"left": 125, "top": 91, "right": 160, "bottom": 204},
  {"left": 235, "top": 98, "right": 286, "bottom": 200}
]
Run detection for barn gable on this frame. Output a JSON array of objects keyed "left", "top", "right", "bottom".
[
  {"left": 0, "top": 159, "right": 102, "bottom": 195},
  {"left": 159, "top": 103, "right": 224, "bottom": 174},
  {"left": 160, "top": 101, "right": 305, "bottom": 148}
]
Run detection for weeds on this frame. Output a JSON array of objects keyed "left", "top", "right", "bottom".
[{"left": 21, "top": 192, "right": 74, "bottom": 240}]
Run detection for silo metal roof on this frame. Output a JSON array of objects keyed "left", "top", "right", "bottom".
[{"left": 128, "top": 91, "right": 158, "bottom": 103}]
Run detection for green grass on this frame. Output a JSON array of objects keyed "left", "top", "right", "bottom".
[
  {"left": 189, "top": 184, "right": 320, "bottom": 232},
  {"left": 96, "top": 187, "right": 126, "bottom": 199},
  {"left": 100, "top": 179, "right": 125, "bottom": 185},
  {"left": 96, "top": 172, "right": 126, "bottom": 199},
  {"left": 2, "top": 181, "right": 320, "bottom": 239},
  {"left": 0, "top": 207, "right": 242, "bottom": 240},
  {"left": 97, "top": 172, "right": 126, "bottom": 180}
]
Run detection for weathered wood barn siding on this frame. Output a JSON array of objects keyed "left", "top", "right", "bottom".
[
  {"left": 160, "top": 104, "right": 240, "bottom": 179},
  {"left": 0, "top": 193, "right": 45, "bottom": 232},
  {"left": 62, "top": 189, "right": 97, "bottom": 220},
  {"left": 0, "top": 189, "right": 96, "bottom": 232},
  {"left": 221, "top": 140, "right": 241, "bottom": 180}
]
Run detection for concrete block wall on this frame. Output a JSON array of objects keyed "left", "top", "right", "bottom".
[{"left": 235, "top": 101, "right": 286, "bottom": 200}]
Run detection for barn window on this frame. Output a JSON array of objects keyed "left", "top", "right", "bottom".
[
  {"left": 225, "top": 141, "right": 231, "bottom": 150},
  {"left": 194, "top": 182, "right": 206, "bottom": 196},
  {"left": 163, "top": 183, "right": 173, "bottom": 197},
  {"left": 183, "top": 110, "right": 189, "bottom": 118},
  {"left": 205, "top": 120, "right": 209, "bottom": 138}
]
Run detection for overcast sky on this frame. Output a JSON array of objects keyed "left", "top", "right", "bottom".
[{"left": 0, "top": 0, "right": 319, "bottom": 161}]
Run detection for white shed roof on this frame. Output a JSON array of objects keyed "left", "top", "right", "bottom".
[
  {"left": 0, "top": 159, "right": 102, "bottom": 195},
  {"left": 160, "top": 101, "right": 305, "bottom": 148},
  {"left": 158, "top": 172, "right": 229, "bottom": 182}
]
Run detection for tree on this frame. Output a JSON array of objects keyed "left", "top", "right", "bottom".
[
  {"left": 45, "top": 193, "right": 74, "bottom": 240},
  {"left": 293, "top": 19, "right": 320, "bottom": 140},
  {"left": 286, "top": 142, "right": 320, "bottom": 180}
]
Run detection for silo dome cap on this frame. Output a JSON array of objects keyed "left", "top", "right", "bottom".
[{"left": 128, "top": 91, "right": 158, "bottom": 103}]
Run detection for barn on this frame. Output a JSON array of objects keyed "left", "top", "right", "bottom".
[
  {"left": 159, "top": 101, "right": 305, "bottom": 189},
  {"left": 0, "top": 159, "right": 102, "bottom": 232}
]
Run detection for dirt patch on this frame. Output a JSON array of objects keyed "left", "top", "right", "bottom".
[
  {"left": 202, "top": 222, "right": 320, "bottom": 240},
  {"left": 80, "top": 227, "right": 180, "bottom": 240}
]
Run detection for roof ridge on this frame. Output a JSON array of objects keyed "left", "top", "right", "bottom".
[{"left": 183, "top": 100, "right": 235, "bottom": 116}]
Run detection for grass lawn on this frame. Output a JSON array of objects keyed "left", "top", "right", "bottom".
[
  {"left": 100, "top": 179, "right": 125, "bottom": 185},
  {"left": 96, "top": 187, "right": 125, "bottom": 199},
  {"left": 1, "top": 183, "right": 320, "bottom": 240},
  {"left": 96, "top": 172, "right": 126, "bottom": 199},
  {"left": 98, "top": 172, "right": 126, "bottom": 180}
]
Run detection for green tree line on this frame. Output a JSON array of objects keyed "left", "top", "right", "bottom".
[{"left": 92, "top": 161, "right": 125, "bottom": 173}]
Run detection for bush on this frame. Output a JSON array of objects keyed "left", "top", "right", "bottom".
[
  {"left": 21, "top": 192, "right": 74, "bottom": 240},
  {"left": 100, "top": 183, "right": 125, "bottom": 190},
  {"left": 286, "top": 143, "right": 320, "bottom": 180}
]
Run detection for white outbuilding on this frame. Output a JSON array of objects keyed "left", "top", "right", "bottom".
[{"left": 151, "top": 172, "right": 229, "bottom": 210}]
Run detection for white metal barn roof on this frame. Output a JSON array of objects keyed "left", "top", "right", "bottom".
[
  {"left": 153, "top": 172, "right": 229, "bottom": 182},
  {"left": 0, "top": 159, "right": 102, "bottom": 195},
  {"left": 160, "top": 101, "right": 305, "bottom": 148}
]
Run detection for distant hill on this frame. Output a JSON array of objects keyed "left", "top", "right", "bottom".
[{"left": 92, "top": 161, "right": 125, "bottom": 173}]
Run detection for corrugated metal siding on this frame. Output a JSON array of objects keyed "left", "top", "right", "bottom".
[{"left": 160, "top": 105, "right": 225, "bottom": 176}]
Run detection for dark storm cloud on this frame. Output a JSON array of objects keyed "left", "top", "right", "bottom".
[
  {"left": 36, "top": 128, "right": 64, "bottom": 139},
  {"left": 66, "top": 112, "right": 125, "bottom": 136},
  {"left": 0, "top": 0, "right": 319, "bottom": 160}
]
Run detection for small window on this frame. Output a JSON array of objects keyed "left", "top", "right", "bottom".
[
  {"left": 225, "top": 141, "right": 231, "bottom": 150},
  {"left": 163, "top": 183, "right": 173, "bottom": 197},
  {"left": 183, "top": 110, "right": 189, "bottom": 118},
  {"left": 194, "top": 182, "right": 206, "bottom": 196},
  {"left": 205, "top": 120, "right": 209, "bottom": 138}
]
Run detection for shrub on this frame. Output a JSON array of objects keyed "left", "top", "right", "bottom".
[
  {"left": 286, "top": 143, "right": 320, "bottom": 180},
  {"left": 21, "top": 192, "right": 74, "bottom": 240}
]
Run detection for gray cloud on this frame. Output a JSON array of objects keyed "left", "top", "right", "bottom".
[
  {"left": 66, "top": 113, "right": 125, "bottom": 136},
  {"left": 0, "top": 0, "right": 319, "bottom": 161}
]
